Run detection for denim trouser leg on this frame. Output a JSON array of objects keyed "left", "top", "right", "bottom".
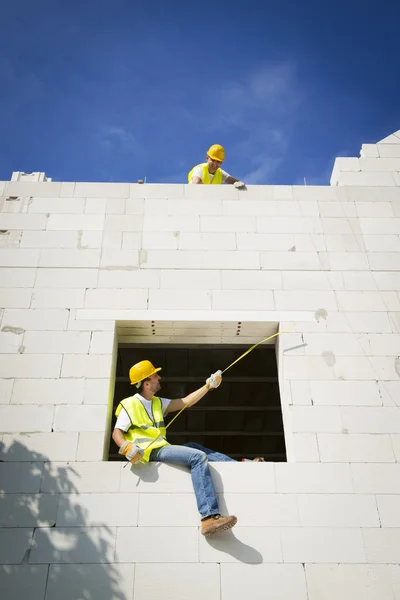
[
  {"left": 150, "top": 443, "right": 225, "bottom": 518},
  {"left": 184, "top": 442, "right": 237, "bottom": 463}
]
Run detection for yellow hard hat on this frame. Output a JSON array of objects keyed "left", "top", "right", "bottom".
[
  {"left": 207, "top": 144, "right": 225, "bottom": 162},
  {"left": 129, "top": 360, "right": 162, "bottom": 386}
]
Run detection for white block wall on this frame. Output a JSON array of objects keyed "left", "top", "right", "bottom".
[{"left": 1, "top": 131, "right": 400, "bottom": 599}]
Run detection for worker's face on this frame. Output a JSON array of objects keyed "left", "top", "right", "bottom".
[
  {"left": 147, "top": 373, "right": 161, "bottom": 394},
  {"left": 206, "top": 155, "right": 222, "bottom": 174}
]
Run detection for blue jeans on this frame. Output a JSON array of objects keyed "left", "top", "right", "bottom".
[{"left": 150, "top": 442, "right": 235, "bottom": 518}]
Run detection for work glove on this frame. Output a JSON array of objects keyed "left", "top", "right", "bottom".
[
  {"left": 206, "top": 370, "right": 222, "bottom": 390},
  {"left": 118, "top": 441, "right": 144, "bottom": 464},
  {"left": 234, "top": 181, "right": 246, "bottom": 189}
]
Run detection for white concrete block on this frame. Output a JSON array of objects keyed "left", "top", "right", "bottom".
[
  {"left": 210, "top": 462, "right": 275, "bottom": 493},
  {"left": 284, "top": 356, "right": 335, "bottom": 380},
  {"left": 90, "top": 331, "right": 115, "bottom": 354},
  {"left": 4, "top": 181, "right": 61, "bottom": 197},
  {"left": 275, "top": 290, "right": 337, "bottom": 311},
  {"left": 304, "top": 332, "right": 364, "bottom": 356},
  {"left": 115, "top": 526, "right": 197, "bottom": 562},
  {"left": 0, "top": 287, "right": 31, "bottom": 309},
  {"left": 276, "top": 463, "right": 353, "bottom": 493},
  {"left": 142, "top": 250, "right": 260, "bottom": 269},
  {"left": 358, "top": 334, "right": 400, "bottom": 356},
  {"left": 0, "top": 268, "right": 36, "bottom": 287},
  {"left": 290, "top": 380, "right": 312, "bottom": 405},
  {"left": 141, "top": 231, "right": 178, "bottom": 249},
  {"left": 260, "top": 251, "right": 321, "bottom": 270},
  {"left": 53, "top": 405, "right": 107, "bottom": 432},
  {"left": 0, "top": 528, "right": 34, "bottom": 564},
  {"left": 201, "top": 215, "right": 256, "bottom": 232},
  {"left": 360, "top": 157, "right": 400, "bottom": 171},
  {"left": 83, "top": 378, "right": 113, "bottom": 404},
  {"left": 224, "top": 199, "right": 302, "bottom": 216},
  {"left": 0, "top": 405, "right": 54, "bottom": 432},
  {"left": 59, "top": 182, "right": 76, "bottom": 197},
  {"left": 0, "top": 249, "right": 40, "bottom": 267},
  {"left": 321, "top": 218, "right": 354, "bottom": 234},
  {"left": 369, "top": 252, "right": 400, "bottom": 271},
  {"left": 0, "top": 378, "right": 13, "bottom": 403},
  {"left": 310, "top": 380, "right": 384, "bottom": 406},
  {"left": 356, "top": 201, "right": 394, "bottom": 217},
  {"left": 282, "top": 527, "right": 366, "bottom": 563},
  {"left": 237, "top": 232, "right": 307, "bottom": 251},
  {"left": 179, "top": 232, "right": 236, "bottom": 250},
  {"left": 318, "top": 433, "right": 395, "bottom": 463},
  {"left": 360, "top": 217, "right": 400, "bottom": 234},
  {"left": 322, "top": 252, "right": 369, "bottom": 270},
  {"left": 23, "top": 331, "right": 90, "bottom": 354},
  {"left": 361, "top": 143, "right": 380, "bottom": 158},
  {"left": 325, "top": 234, "right": 363, "bottom": 252},
  {"left": 334, "top": 171, "right": 395, "bottom": 186},
  {"left": 103, "top": 230, "right": 122, "bottom": 249},
  {"left": 291, "top": 406, "right": 343, "bottom": 433},
  {"left": 47, "top": 214, "right": 105, "bottom": 230},
  {"left": 66, "top": 309, "right": 115, "bottom": 332},
  {"left": 257, "top": 216, "right": 309, "bottom": 233},
  {"left": 0, "top": 354, "right": 62, "bottom": 378},
  {"left": 0, "top": 462, "right": 43, "bottom": 492},
  {"left": 369, "top": 356, "right": 400, "bottom": 380},
  {"left": 125, "top": 197, "right": 144, "bottom": 214},
  {"left": 34, "top": 268, "right": 98, "bottom": 288},
  {"left": 119, "top": 462, "right": 193, "bottom": 494},
  {"left": 0, "top": 213, "right": 47, "bottom": 230},
  {"left": 39, "top": 249, "right": 100, "bottom": 268},
  {"left": 333, "top": 356, "right": 377, "bottom": 380},
  {"left": 79, "top": 231, "right": 103, "bottom": 249},
  {"left": 318, "top": 201, "right": 346, "bottom": 217},
  {"left": 298, "top": 494, "right": 379, "bottom": 527},
  {"left": 61, "top": 355, "right": 113, "bottom": 378},
  {"left": 293, "top": 185, "right": 340, "bottom": 201},
  {"left": 377, "top": 495, "right": 400, "bottom": 527},
  {"left": 169, "top": 198, "right": 222, "bottom": 215},
  {"left": 293, "top": 433, "right": 320, "bottom": 461},
  {"left": 160, "top": 269, "right": 221, "bottom": 290},
  {"left": 391, "top": 434, "right": 400, "bottom": 462},
  {"left": 57, "top": 493, "right": 138, "bottom": 526},
  {"left": 342, "top": 271, "right": 378, "bottom": 290},
  {"left": 100, "top": 249, "right": 139, "bottom": 268},
  {"left": 144, "top": 214, "right": 200, "bottom": 232},
  {"left": 11, "top": 378, "right": 84, "bottom": 405},
  {"left": 200, "top": 526, "right": 282, "bottom": 563},
  {"left": 0, "top": 330, "right": 23, "bottom": 353},
  {"left": 28, "top": 197, "right": 85, "bottom": 213},
  {"left": 346, "top": 311, "right": 393, "bottom": 333},
  {"left": 142, "top": 198, "right": 168, "bottom": 215},
  {"left": 75, "top": 182, "right": 130, "bottom": 198},
  {"left": 306, "top": 564, "right": 394, "bottom": 600},
  {"left": 212, "top": 289, "right": 274, "bottom": 310},
  {"left": 45, "top": 564, "right": 135, "bottom": 600},
  {"left": 149, "top": 288, "right": 211, "bottom": 310},
  {"left": 105, "top": 214, "right": 143, "bottom": 232},
  {"left": 342, "top": 407, "right": 400, "bottom": 433},
  {"left": 221, "top": 564, "right": 307, "bottom": 600},
  {"left": 0, "top": 565, "right": 48, "bottom": 600},
  {"left": 31, "top": 288, "right": 85, "bottom": 308},
  {"left": 364, "top": 235, "right": 400, "bottom": 252},
  {"left": 221, "top": 270, "right": 282, "bottom": 290},
  {"left": 135, "top": 564, "right": 219, "bottom": 600},
  {"left": 379, "top": 144, "right": 400, "bottom": 158},
  {"left": 223, "top": 493, "right": 299, "bottom": 526},
  {"left": 336, "top": 291, "right": 387, "bottom": 311},
  {"left": 281, "top": 271, "right": 330, "bottom": 290},
  {"left": 41, "top": 462, "right": 121, "bottom": 493},
  {"left": 0, "top": 492, "right": 58, "bottom": 527},
  {"left": 351, "top": 464, "right": 400, "bottom": 493},
  {"left": 30, "top": 526, "right": 116, "bottom": 563},
  {"left": 20, "top": 230, "right": 79, "bottom": 248},
  {"left": 1, "top": 431, "right": 77, "bottom": 461},
  {"left": 84, "top": 197, "right": 106, "bottom": 213},
  {"left": 363, "top": 528, "right": 400, "bottom": 563},
  {"left": 85, "top": 288, "right": 148, "bottom": 309},
  {"left": 138, "top": 493, "right": 198, "bottom": 526},
  {"left": 76, "top": 431, "right": 105, "bottom": 461},
  {"left": 97, "top": 269, "right": 159, "bottom": 288}
]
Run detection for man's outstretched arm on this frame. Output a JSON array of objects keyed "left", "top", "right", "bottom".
[{"left": 166, "top": 370, "right": 222, "bottom": 414}]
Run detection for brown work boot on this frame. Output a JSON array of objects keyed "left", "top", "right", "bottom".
[
  {"left": 253, "top": 457, "right": 265, "bottom": 462},
  {"left": 201, "top": 514, "right": 237, "bottom": 537}
]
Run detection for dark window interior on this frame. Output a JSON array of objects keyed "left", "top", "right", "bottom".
[{"left": 109, "top": 344, "right": 286, "bottom": 462}]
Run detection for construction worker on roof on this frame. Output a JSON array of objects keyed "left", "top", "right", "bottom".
[
  {"left": 113, "top": 360, "right": 264, "bottom": 537},
  {"left": 188, "top": 144, "right": 245, "bottom": 188}
]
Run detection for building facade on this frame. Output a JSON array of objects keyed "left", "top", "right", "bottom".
[{"left": 1, "top": 130, "right": 400, "bottom": 599}]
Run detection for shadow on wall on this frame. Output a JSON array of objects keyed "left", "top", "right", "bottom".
[{"left": 0, "top": 441, "right": 130, "bottom": 600}]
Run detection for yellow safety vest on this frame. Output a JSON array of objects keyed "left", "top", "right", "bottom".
[
  {"left": 188, "top": 163, "right": 223, "bottom": 184},
  {"left": 115, "top": 395, "right": 169, "bottom": 463}
]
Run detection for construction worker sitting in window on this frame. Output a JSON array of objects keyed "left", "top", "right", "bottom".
[
  {"left": 188, "top": 144, "right": 245, "bottom": 188},
  {"left": 113, "top": 360, "right": 263, "bottom": 537}
]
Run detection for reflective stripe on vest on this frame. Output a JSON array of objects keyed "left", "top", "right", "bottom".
[
  {"left": 188, "top": 163, "right": 223, "bottom": 184},
  {"left": 115, "top": 395, "right": 169, "bottom": 463}
]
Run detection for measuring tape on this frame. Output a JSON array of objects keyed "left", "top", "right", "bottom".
[{"left": 143, "top": 324, "right": 295, "bottom": 454}]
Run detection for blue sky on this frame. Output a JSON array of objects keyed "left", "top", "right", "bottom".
[{"left": 0, "top": 0, "right": 399, "bottom": 185}]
